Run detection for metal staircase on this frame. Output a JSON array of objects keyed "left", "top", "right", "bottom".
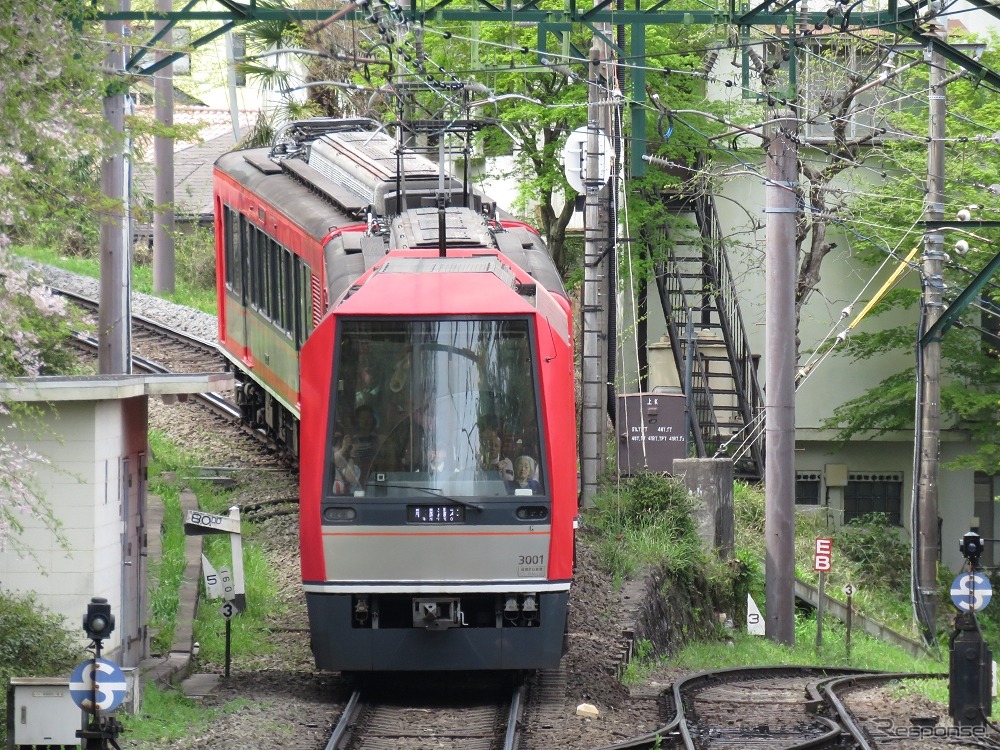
[{"left": 649, "top": 174, "right": 765, "bottom": 481}]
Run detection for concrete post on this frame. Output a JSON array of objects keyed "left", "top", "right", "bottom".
[{"left": 673, "top": 458, "right": 735, "bottom": 558}]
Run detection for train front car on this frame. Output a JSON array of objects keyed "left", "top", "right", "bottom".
[{"left": 299, "top": 233, "right": 576, "bottom": 671}]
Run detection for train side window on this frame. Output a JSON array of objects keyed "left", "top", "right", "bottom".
[
  {"left": 255, "top": 228, "right": 267, "bottom": 314},
  {"left": 296, "top": 260, "right": 312, "bottom": 347},
  {"left": 247, "top": 226, "right": 258, "bottom": 310},
  {"left": 279, "top": 248, "right": 293, "bottom": 337},
  {"left": 268, "top": 238, "right": 281, "bottom": 323}
]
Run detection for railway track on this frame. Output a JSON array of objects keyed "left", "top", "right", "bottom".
[
  {"left": 54, "top": 284, "right": 299, "bottom": 447},
  {"left": 326, "top": 679, "right": 524, "bottom": 750},
  {"left": 43, "top": 278, "right": 962, "bottom": 750},
  {"left": 593, "top": 666, "right": 950, "bottom": 750}
]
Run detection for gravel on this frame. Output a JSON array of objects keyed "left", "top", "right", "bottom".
[{"left": 28, "top": 258, "right": 962, "bottom": 748}]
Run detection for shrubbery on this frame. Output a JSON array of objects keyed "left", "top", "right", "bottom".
[
  {"left": 837, "top": 512, "right": 910, "bottom": 595},
  {"left": 589, "top": 471, "right": 755, "bottom": 626},
  {"left": 0, "top": 588, "right": 83, "bottom": 744}
]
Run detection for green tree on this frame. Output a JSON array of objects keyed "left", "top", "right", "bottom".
[
  {"left": 822, "top": 31, "right": 1000, "bottom": 473},
  {"left": 0, "top": 0, "right": 110, "bottom": 250},
  {"left": 0, "top": 0, "right": 106, "bottom": 549}
]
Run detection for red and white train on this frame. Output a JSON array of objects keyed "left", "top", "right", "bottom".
[{"left": 214, "top": 118, "right": 577, "bottom": 670}]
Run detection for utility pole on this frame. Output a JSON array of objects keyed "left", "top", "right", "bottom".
[
  {"left": 764, "top": 109, "right": 798, "bottom": 645},
  {"left": 98, "top": 0, "right": 132, "bottom": 375},
  {"left": 153, "top": 0, "right": 176, "bottom": 294},
  {"left": 580, "top": 42, "right": 610, "bottom": 507},
  {"left": 915, "top": 20, "right": 947, "bottom": 645}
]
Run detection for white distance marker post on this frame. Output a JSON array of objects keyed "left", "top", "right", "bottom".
[
  {"left": 184, "top": 506, "right": 245, "bottom": 611},
  {"left": 184, "top": 505, "right": 245, "bottom": 677}
]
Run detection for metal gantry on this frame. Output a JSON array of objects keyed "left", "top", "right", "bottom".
[{"left": 95, "top": 0, "right": 1000, "bottom": 177}]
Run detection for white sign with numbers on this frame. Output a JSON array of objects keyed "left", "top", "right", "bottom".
[{"left": 747, "top": 594, "right": 765, "bottom": 635}]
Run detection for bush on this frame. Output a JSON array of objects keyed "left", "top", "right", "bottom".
[
  {"left": 589, "top": 472, "right": 703, "bottom": 582},
  {"left": 837, "top": 513, "right": 910, "bottom": 594},
  {"left": 0, "top": 589, "right": 83, "bottom": 744}
]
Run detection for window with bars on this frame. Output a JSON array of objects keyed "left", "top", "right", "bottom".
[
  {"left": 795, "top": 471, "right": 822, "bottom": 505},
  {"left": 798, "top": 38, "right": 895, "bottom": 145},
  {"left": 844, "top": 472, "right": 903, "bottom": 525}
]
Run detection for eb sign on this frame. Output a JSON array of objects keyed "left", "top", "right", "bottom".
[{"left": 814, "top": 537, "right": 833, "bottom": 572}]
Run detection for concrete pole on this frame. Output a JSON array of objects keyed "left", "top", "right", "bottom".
[
  {"left": 98, "top": 0, "right": 131, "bottom": 375},
  {"left": 916, "top": 23, "right": 947, "bottom": 644},
  {"left": 153, "top": 0, "right": 176, "bottom": 294},
  {"left": 580, "top": 42, "right": 608, "bottom": 507},
  {"left": 764, "top": 110, "right": 798, "bottom": 645},
  {"left": 226, "top": 32, "right": 243, "bottom": 143}
]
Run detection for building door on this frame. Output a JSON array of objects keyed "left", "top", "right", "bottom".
[{"left": 119, "top": 456, "right": 145, "bottom": 668}]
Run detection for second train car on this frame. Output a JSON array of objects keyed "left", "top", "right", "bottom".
[{"left": 214, "top": 118, "right": 577, "bottom": 671}]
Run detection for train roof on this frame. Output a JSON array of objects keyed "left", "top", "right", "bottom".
[{"left": 215, "top": 118, "right": 566, "bottom": 302}]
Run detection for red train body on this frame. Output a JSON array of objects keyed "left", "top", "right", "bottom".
[{"left": 214, "top": 119, "right": 577, "bottom": 671}]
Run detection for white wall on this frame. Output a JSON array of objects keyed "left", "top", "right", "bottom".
[{"left": 0, "top": 400, "right": 129, "bottom": 656}]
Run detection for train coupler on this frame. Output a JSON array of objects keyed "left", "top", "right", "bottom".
[{"left": 413, "top": 598, "right": 467, "bottom": 629}]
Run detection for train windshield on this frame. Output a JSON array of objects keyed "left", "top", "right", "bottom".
[{"left": 330, "top": 318, "right": 544, "bottom": 499}]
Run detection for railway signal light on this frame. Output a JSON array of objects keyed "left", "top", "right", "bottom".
[
  {"left": 83, "top": 597, "right": 115, "bottom": 642},
  {"left": 960, "top": 531, "right": 984, "bottom": 568}
]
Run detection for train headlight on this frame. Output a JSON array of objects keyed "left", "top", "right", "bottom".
[
  {"left": 516, "top": 506, "right": 548, "bottom": 521},
  {"left": 323, "top": 506, "right": 357, "bottom": 522}
]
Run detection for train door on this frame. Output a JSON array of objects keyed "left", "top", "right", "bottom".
[{"left": 239, "top": 214, "right": 252, "bottom": 357}]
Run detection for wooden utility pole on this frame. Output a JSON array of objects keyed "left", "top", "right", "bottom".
[
  {"left": 764, "top": 110, "right": 798, "bottom": 645},
  {"left": 153, "top": 0, "right": 176, "bottom": 294},
  {"left": 915, "top": 20, "right": 947, "bottom": 644},
  {"left": 98, "top": 0, "right": 132, "bottom": 375}
]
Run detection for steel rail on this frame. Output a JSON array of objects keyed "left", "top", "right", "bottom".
[
  {"left": 504, "top": 684, "right": 526, "bottom": 750},
  {"left": 325, "top": 690, "right": 363, "bottom": 750},
  {"left": 821, "top": 672, "right": 946, "bottom": 750}
]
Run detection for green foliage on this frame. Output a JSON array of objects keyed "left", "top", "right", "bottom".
[
  {"left": 672, "top": 611, "right": 943, "bottom": 673},
  {"left": 134, "top": 227, "right": 218, "bottom": 293},
  {"left": 619, "top": 638, "right": 656, "bottom": 685},
  {"left": 146, "top": 433, "right": 194, "bottom": 653},
  {"left": 122, "top": 683, "right": 231, "bottom": 746},
  {"left": 0, "top": 1, "right": 110, "bottom": 251},
  {"left": 0, "top": 590, "right": 81, "bottom": 676},
  {"left": 823, "top": 32, "right": 1000, "bottom": 473},
  {"left": 13, "top": 241, "right": 218, "bottom": 314},
  {"left": 588, "top": 472, "right": 754, "bottom": 651},
  {"left": 193, "top": 541, "right": 288, "bottom": 668},
  {"left": 837, "top": 513, "right": 910, "bottom": 594},
  {"left": 0, "top": 589, "right": 83, "bottom": 744},
  {"left": 0, "top": 257, "right": 86, "bottom": 377}
]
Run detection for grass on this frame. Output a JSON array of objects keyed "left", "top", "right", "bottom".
[
  {"left": 130, "top": 430, "right": 297, "bottom": 739},
  {"left": 617, "top": 607, "right": 965, "bottom": 712},
  {"left": 12, "top": 232, "right": 218, "bottom": 313},
  {"left": 193, "top": 538, "right": 286, "bottom": 667},
  {"left": 122, "top": 683, "right": 227, "bottom": 747}
]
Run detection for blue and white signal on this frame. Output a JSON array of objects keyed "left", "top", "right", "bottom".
[
  {"left": 69, "top": 658, "right": 127, "bottom": 713},
  {"left": 950, "top": 573, "right": 993, "bottom": 613}
]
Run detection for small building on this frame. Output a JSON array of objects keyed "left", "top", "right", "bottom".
[{"left": 0, "top": 373, "right": 231, "bottom": 668}]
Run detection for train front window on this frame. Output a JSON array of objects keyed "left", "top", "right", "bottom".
[{"left": 330, "top": 319, "right": 544, "bottom": 498}]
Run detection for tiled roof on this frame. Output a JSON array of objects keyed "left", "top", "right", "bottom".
[{"left": 133, "top": 106, "right": 258, "bottom": 220}]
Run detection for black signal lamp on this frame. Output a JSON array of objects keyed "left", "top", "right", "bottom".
[
  {"left": 83, "top": 596, "right": 115, "bottom": 641},
  {"left": 960, "top": 531, "right": 985, "bottom": 567}
]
